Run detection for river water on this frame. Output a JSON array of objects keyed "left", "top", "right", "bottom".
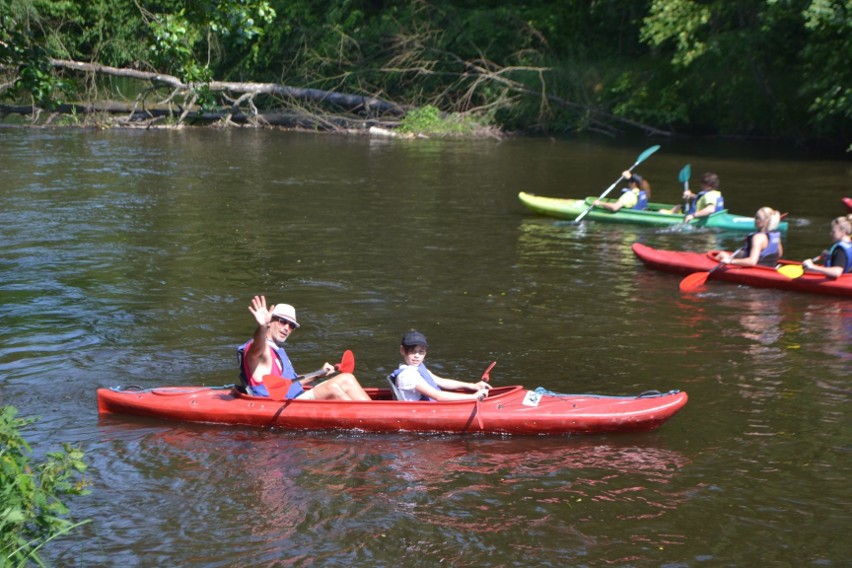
[{"left": 1, "top": 127, "right": 849, "bottom": 566}]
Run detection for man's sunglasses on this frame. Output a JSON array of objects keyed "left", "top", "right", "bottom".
[{"left": 272, "top": 317, "right": 296, "bottom": 328}]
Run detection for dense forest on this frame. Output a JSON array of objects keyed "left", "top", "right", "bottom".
[{"left": 0, "top": 0, "right": 849, "bottom": 149}]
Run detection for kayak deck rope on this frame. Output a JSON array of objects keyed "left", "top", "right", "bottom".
[
  {"left": 533, "top": 387, "right": 680, "bottom": 398},
  {"left": 109, "top": 384, "right": 236, "bottom": 393}
]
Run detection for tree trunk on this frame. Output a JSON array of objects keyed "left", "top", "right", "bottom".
[{"left": 43, "top": 58, "right": 405, "bottom": 128}]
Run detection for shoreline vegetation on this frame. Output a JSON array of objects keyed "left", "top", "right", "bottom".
[
  {"left": 2, "top": 1, "right": 849, "bottom": 148},
  {"left": 1, "top": 406, "right": 90, "bottom": 567},
  {"left": 0, "top": 57, "right": 662, "bottom": 140}
]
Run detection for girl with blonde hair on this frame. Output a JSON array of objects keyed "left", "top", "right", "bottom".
[{"left": 716, "top": 207, "right": 784, "bottom": 267}]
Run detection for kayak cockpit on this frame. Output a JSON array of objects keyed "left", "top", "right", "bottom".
[{"left": 230, "top": 384, "right": 526, "bottom": 403}]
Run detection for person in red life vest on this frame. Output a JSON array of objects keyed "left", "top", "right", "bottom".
[{"left": 238, "top": 295, "right": 370, "bottom": 400}]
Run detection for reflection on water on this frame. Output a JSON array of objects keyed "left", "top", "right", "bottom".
[
  {"left": 799, "top": 302, "right": 852, "bottom": 362},
  {"left": 85, "top": 419, "right": 692, "bottom": 565}
]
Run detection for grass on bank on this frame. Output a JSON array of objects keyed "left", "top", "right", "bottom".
[{"left": 397, "top": 105, "right": 498, "bottom": 138}]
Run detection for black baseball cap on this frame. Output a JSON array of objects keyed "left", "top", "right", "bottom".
[{"left": 401, "top": 331, "right": 428, "bottom": 347}]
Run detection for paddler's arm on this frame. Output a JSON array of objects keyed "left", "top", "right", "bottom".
[
  {"left": 684, "top": 200, "right": 716, "bottom": 223},
  {"left": 802, "top": 257, "right": 844, "bottom": 279},
  {"left": 719, "top": 234, "right": 764, "bottom": 267},
  {"left": 246, "top": 295, "right": 273, "bottom": 366},
  {"left": 296, "top": 362, "right": 336, "bottom": 385},
  {"left": 416, "top": 380, "right": 489, "bottom": 401},
  {"left": 595, "top": 192, "right": 632, "bottom": 212},
  {"left": 433, "top": 375, "right": 492, "bottom": 393}
]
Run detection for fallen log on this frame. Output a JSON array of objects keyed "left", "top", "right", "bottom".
[
  {"left": 0, "top": 101, "right": 403, "bottom": 131},
  {"left": 52, "top": 59, "right": 404, "bottom": 115}
]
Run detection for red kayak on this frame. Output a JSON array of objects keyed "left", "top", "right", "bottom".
[
  {"left": 632, "top": 242, "right": 852, "bottom": 297},
  {"left": 97, "top": 384, "right": 688, "bottom": 435},
  {"left": 843, "top": 197, "right": 852, "bottom": 213}
]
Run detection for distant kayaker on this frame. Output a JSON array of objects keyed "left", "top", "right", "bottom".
[
  {"left": 682, "top": 172, "right": 725, "bottom": 223},
  {"left": 593, "top": 170, "right": 650, "bottom": 212},
  {"left": 388, "top": 331, "right": 491, "bottom": 402},
  {"left": 237, "top": 295, "right": 370, "bottom": 400},
  {"left": 801, "top": 215, "right": 852, "bottom": 278},
  {"left": 715, "top": 207, "right": 784, "bottom": 267}
]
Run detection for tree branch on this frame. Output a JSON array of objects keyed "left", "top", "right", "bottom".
[{"left": 49, "top": 58, "right": 405, "bottom": 117}]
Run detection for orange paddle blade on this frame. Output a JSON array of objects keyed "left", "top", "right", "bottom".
[
  {"left": 297, "top": 350, "right": 356, "bottom": 384},
  {"left": 480, "top": 361, "right": 497, "bottom": 382},
  {"left": 777, "top": 264, "right": 804, "bottom": 279},
  {"left": 337, "top": 350, "right": 355, "bottom": 374},
  {"left": 679, "top": 271, "right": 710, "bottom": 291},
  {"left": 262, "top": 374, "right": 293, "bottom": 401}
]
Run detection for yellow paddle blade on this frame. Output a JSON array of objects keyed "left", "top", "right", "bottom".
[{"left": 777, "top": 264, "right": 804, "bottom": 279}]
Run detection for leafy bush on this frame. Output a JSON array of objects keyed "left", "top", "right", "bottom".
[
  {"left": 398, "top": 105, "right": 493, "bottom": 137},
  {"left": 1, "top": 406, "right": 90, "bottom": 567}
]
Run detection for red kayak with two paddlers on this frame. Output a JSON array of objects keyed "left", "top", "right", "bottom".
[
  {"left": 632, "top": 242, "right": 852, "bottom": 297},
  {"left": 97, "top": 383, "right": 688, "bottom": 436}
]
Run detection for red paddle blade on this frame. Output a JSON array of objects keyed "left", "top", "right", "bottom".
[
  {"left": 336, "top": 350, "right": 355, "bottom": 374},
  {"left": 262, "top": 374, "right": 293, "bottom": 401},
  {"left": 679, "top": 271, "right": 709, "bottom": 292},
  {"left": 481, "top": 361, "right": 497, "bottom": 382}
]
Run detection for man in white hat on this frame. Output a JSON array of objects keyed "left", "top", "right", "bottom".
[{"left": 237, "top": 295, "right": 370, "bottom": 400}]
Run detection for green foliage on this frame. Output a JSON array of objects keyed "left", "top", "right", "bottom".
[
  {"left": 138, "top": 0, "right": 278, "bottom": 93},
  {"left": 798, "top": 0, "right": 852, "bottom": 133},
  {"left": 637, "top": 0, "right": 850, "bottom": 140},
  {"left": 0, "top": 0, "right": 848, "bottom": 145},
  {"left": 206, "top": 0, "right": 277, "bottom": 46},
  {"left": 16, "top": 58, "right": 63, "bottom": 108},
  {"left": 1, "top": 0, "right": 277, "bottom": 106},
  {"left": 642, "top": 0, "right": 711, "bottom": 66},
  {"left": 606, "top": 68, "right": 689, "bottom": 126},
  {"left": 398, "top": 104, "right": 492, "bottom": 137},
  {"left": 0, "top": 1, "right": 71, "bottom": 108},
  {"left": 195, "top": 0, "right": 278, "bottom": 78},
  {"left": 148, "top": 11, "right": 197, "bottom": 73},
  {"left": 1, "top": 406, "right": 90, "bottom": 567},
  {"left": 398, "top": 105, "right": 442, "bottom": 133},
  {"left": 74, "top": 0, "right": 149, "bottom": 66}
]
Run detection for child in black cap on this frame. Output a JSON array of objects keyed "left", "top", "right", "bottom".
[{"left": 388, "top": 331, "right": 491, "bottom": 401}]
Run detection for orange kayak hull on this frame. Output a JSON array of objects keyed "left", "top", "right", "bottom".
[{"left": 97, "top": 384, "right": 688, "bottom": 435}]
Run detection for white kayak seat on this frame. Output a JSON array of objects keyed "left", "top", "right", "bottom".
[{"left": 387, "top": 375, "right": 403, "bottom": 401}]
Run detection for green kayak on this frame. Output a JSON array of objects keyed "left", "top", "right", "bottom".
[{"left": 518, "top": 192, "right": 788, "bottom": 233}]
